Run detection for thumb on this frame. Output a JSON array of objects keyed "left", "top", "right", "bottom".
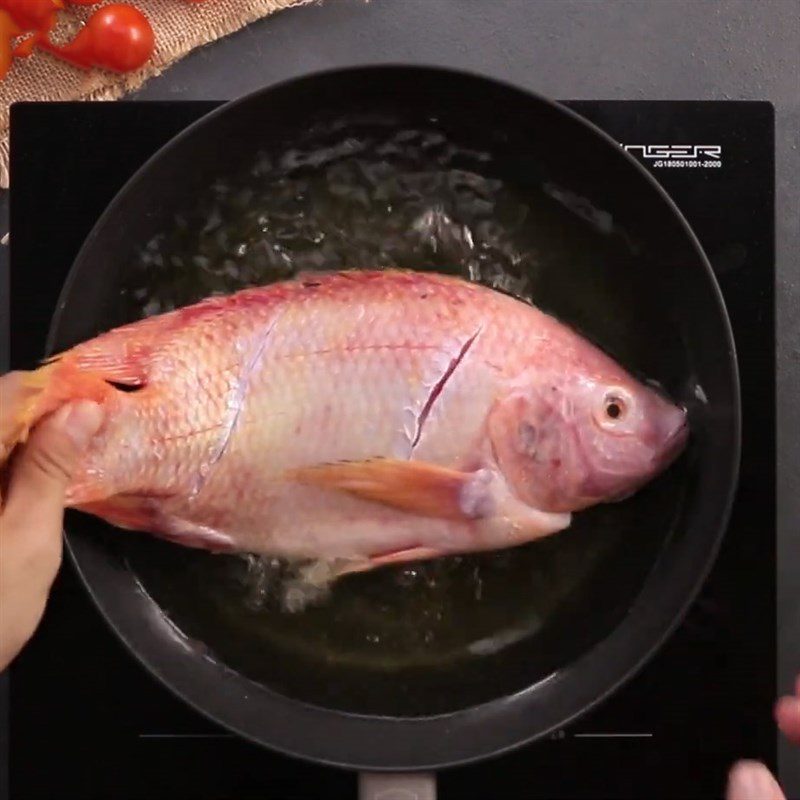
[
  {"left": 727, "top": 761, "right": 785, "bottom": 800},
  {"left": 4, "top": 401, "right": 104, "bottom": 528}
]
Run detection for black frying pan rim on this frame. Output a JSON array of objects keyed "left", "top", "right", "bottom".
[{"left": 47, "top": 64, "right": 741, "bottom": 770}]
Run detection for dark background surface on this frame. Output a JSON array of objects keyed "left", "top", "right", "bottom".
[{"left": 0, "top": 1, "right": 797, "bottom": 797}]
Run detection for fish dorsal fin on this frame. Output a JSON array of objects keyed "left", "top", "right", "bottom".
[{"left": 287, "top": 459, "right": 478, "bottom": 520}]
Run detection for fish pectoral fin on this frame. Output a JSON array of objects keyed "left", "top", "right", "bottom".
[{"left": 287, "top": 459, "right": 487, "bottom": 521}]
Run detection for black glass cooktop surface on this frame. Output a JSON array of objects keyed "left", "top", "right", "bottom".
[{"left": 5, "top": 100, "right": 775, "bottom": 799}]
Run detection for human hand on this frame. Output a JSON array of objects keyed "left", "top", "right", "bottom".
[
  {"left": 0, "top": 372, "right": 103, "bottom": 671},
  {"left": 727, "top": 676, "right": 800, "bottom": 800}
]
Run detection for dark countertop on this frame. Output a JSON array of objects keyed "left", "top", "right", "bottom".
[{"left": 1, "top": 0, "right": 798, "bottom": 794}]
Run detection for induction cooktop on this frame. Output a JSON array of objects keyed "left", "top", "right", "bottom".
[{"left": 2, "top": 100, "right": 776, "bottom": 799}]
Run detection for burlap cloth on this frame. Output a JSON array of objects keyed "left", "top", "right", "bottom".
[{"left": 0, "top": 0, "right": 312, "bottom": 187}]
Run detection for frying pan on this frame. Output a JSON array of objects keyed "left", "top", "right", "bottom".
[{"left": 43, "top": 66, "right": 739, "bottom": 797}]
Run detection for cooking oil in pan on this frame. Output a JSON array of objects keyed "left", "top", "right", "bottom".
[{"left": 120, "top": 120, "right": 687, "bottom": 715}]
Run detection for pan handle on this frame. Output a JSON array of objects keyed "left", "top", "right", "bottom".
[{"left": 358, "top": 772, "right": 437, "bottom": 800}]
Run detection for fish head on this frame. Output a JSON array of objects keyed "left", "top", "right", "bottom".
[{"left": 488, "top": 365, "right": 688, "bottom": 513}]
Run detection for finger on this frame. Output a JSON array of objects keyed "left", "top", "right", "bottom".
[
  {"left": 727, "top": 761, "right": 785, "bottom": 800},
  {"left": 3, "top": 400, "right": 104, "bottom": 537},
  {"left": 775, "top": 695, "right": 800, "bottom": 744}
]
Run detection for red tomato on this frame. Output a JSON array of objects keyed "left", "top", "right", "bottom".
[
  {"left": 39, "top": 3, "right": 154, "bottom": 72},
  {"left": 0, "top": 9, "right": 20, "bottom": 78},
  {"left": 0, "top": 0, "right": 62, "bottom": 32},
  {"left": 83, "top": 4, "right": 155, "bottom": 71},
  {"left": 0, "top": 40, "right": 11, "bottom": 79}
]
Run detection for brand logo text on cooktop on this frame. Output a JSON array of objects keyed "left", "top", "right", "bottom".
[{"left": 621, "top": 144, "right": 723, "bottom": 168}]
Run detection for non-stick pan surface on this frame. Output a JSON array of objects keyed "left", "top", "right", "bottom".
[{"left": 47, "top": 66, "right": 739, "bottom": 769}]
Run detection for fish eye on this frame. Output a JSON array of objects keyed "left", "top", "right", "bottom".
[{"left": 604, "top": 394, "right": 627, "bottom": 421}]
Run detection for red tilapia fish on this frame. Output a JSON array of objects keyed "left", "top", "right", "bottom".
[{"left": 2, "top": 270, "right": 688, "bottom": 586}]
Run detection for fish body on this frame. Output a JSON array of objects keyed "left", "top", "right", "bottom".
[{"left": 3, "top": 270, "right": 688, "bottom": 578}]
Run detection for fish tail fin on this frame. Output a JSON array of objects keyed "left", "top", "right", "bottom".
[
  {"left": 2, "top": 313, "right": 172, "bottom": 500},
  {"left": 0, "top": 358, "right": 117, "bottom": 469},
  {"left": 2, "top": 317, "right": 164, "bottom": 470}
]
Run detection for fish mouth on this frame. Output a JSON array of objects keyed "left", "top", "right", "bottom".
[{"left": 659, "top": 412, "right": 690, "bottom": 468}]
